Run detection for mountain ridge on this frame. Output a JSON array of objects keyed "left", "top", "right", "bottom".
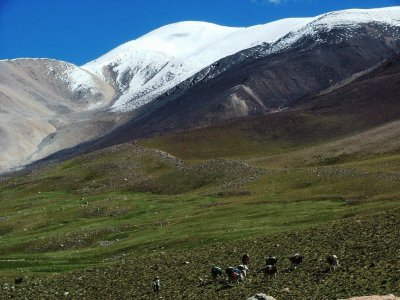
[
  {"left": 1, "top": 6, "right": 400, "bottom": 173},
  {"left": 81, "top": 18, "right": 314, "bottom": 112},
  {"left": 81, "top": 6, "right": 400, "bottom": 112}
]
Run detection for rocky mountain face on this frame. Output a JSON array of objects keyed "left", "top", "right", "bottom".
[
  {"left": 78, "top": 10, "right": 400, "bottom": 146},
  {"left": 0, "top": 59, "right": 126, "bottom": 172},
  {"left": 1, "top": 7, "right": 400, "bottom": 173}
]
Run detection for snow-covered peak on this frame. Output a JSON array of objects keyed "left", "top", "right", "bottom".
[
  {"left": 83, "top": 18, "right": 313, "bottom": 111},
  {"left": 91, "top": 21, "right": 238, "bottom": 65},
  {"left": 313, "top": 6, "right": 400, "bottom": 28},
  {"left": 82, "top": 6, "right": 400, "bottom": 112},
  {"left": 266, "top": 6, "right": 400, "bottom": 55}
]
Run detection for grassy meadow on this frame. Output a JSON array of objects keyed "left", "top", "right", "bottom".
[{"left": 0, "top": 119, "right": 400, "bottom": 299}]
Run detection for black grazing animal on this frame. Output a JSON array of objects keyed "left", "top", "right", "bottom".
[
  {"left": 326, "top": 255, "right": 339, "bottom": 271},
  {"left": 259, "top": 265, "right": 278, "bottom": 281},
  {"left": 14, "top": 277, "right": 23, "bottom": 284},
  {"left": 241, "top": 254, "right": 250, "bottom": 265},
  {"left": 265, "top": 255, "right": 278, "bottom": 266},
  {"left": 289, "top": 253, "right": 304, "bottom": 270}
]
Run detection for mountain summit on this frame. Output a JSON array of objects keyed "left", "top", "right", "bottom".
[
  {"left": 1, "top": 6, "right": 400, "bottom": 173},
  {"left": 82, "top": 7, "right": 400, "bottom": 112},
  {"left": 82, "top": 18, "right": 313, "bottom": 111}
]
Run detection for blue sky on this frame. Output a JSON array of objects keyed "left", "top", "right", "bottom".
[{"left": 0, "top": 0, "right": 399, "bottom": 65}]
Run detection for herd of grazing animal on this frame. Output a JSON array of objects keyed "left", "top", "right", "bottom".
[
  {"left": 209, "top": 253, "right": 340, "bottom": 286},
  {"left": 152, "top": 253, "right": 340, "bottom": 293}
]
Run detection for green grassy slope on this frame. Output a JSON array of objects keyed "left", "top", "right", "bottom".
[
  {"left": 1, "top": 115, "right": 400, "bottom": 299},
  {"left": 138, "top": 111, "right": 357, "bottom": 162},
  {"left": 2, "top": 208, "right": 399, "bottom": 299}
]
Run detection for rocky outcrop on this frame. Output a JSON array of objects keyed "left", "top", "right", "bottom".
[{"left": 246, "top": 294, "right": 277, "bottom": 300}]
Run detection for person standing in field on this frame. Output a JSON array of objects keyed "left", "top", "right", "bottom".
[{"left": 153, "top": 276, "right": 161, "bottom": 293}]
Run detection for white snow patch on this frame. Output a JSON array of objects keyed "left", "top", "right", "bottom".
[
  {"left": 82, "top": 19, "right": 313, "bottom": 112},
  {"left": 3, "top": 58, "right": 102, "bottom": 101},
  {"left": 79, "top": 6, "right": 400, "bottom": 112},
  {"left": 66, "top": 66, "right": 100, "bottom": 94},
  {"left": 268, "top": 7, "right": 400, "bottom": 54}
]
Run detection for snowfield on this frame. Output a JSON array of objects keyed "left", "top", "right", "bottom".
[
  {"left": 82, "top": 19, "right": 315, "bottom": 112},
  {"left": 82, "top": 6, "right": 400, "bottom": 112}
]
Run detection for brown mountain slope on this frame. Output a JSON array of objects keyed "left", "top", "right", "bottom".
[
  {"left": 137, "top": 53, "right": 400, "bottom": 165},
  {"left": 32, "top": 52, "right": 400, "bottom": 170},
  {"left": 96, "top": 24, "right": 400, "bottom": 145}
]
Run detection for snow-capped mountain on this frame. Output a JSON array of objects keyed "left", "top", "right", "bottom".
[
  {"left": 82, "top": 18, "right": 314, "bottom": 112},
  {"left": 267, "top": 7, "right": 400, "bottom": 54},
  {"left": 1, "top": 6, "right": 400, "bottom": 174},
  {"left": 82, "top": 7, "right": 400, "bottom": 112},
  {"left": 82, "top": 6, "right": 400, "bottom": 147}
]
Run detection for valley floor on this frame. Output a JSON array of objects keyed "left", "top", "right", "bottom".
[
  {"left": 0, "top": 137, "right": 399, "bottom": 299},
  {"left": 1, "top": 208, "right": 399, "bottom": 299}
]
